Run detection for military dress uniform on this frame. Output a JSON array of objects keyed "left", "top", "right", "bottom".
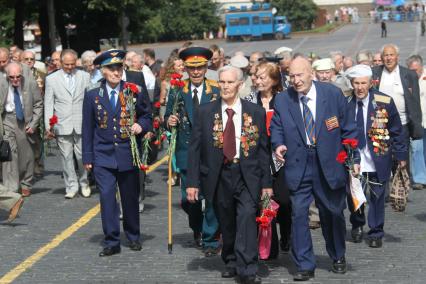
[
  {"left": 82, "top": 50, "right": 152, "bottom": 255},
  {"left": 164, "top": 47, "right": 220, "bottom": 254}
]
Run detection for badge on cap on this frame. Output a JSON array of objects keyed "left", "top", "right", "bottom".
[{"left": 325, "top": 116, "right": 339, "bottom": 131}]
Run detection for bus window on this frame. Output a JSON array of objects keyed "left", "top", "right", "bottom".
[
  {"left": 239, "top": 17, "right": 249, "bottom": 25},
  {"left": 229, "top": 18, "right": 239, "bottom": 26},
  {"left": 253, "top": 16, "right": 259, "bottom": 24},
  {"left": 261, "top": 16, "right": 271, "bottom": 24}
]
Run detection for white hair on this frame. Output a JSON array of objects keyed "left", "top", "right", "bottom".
[
  {"left": 81, "top": 50, "right": 97, "bottom": 63},
  {"left": 380, "top": 44, "right": 400, "bottom": 55},
  {"left": 218, "top": 65, "right": 243, "bottom": 81}
]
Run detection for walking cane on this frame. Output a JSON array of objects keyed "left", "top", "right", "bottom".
[{"left": 168, "top": 155, "right": 173, "bottom": 254}]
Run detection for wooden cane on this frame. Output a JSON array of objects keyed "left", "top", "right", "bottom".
[{"left": 168, "top": 155, "right": 173, "bottom": 254}]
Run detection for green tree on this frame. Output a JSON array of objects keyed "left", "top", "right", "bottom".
[{"left": 271, "top": 0, "right": 317, "bottom": 31}]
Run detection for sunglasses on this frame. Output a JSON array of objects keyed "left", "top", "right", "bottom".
[{"left": 8, "top": 75, "right": 21, "bottom": 80}]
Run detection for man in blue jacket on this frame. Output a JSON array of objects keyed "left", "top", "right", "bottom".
[
  {"left": 270, "top": 56, "right": 360, "bottom": 281},
  {"left": 82, "top": 50, "right": 152, "bottom": 257},
  {"left": 345, "top": 64, "right": 407, "bottom": 248}
]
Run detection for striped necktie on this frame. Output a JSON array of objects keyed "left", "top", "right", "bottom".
[{"left": 300, "top": 95, "right": 316, "bottom": 144}]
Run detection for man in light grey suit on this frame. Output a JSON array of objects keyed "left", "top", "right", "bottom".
[
  {"left": 44, "top": 49, "right": 91, "bottom": 199},
  {"left": 0, "top": 62, "right": 43, "bottom": 197}
]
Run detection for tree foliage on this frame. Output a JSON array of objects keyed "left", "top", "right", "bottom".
[{"left": 271, "top": 0, "right": 317, "bottom": 31}]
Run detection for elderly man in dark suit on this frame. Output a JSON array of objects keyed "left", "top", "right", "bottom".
[
  {"left": 270, "top": 57, "right": 360, "bottom": 281},
  {"left": 186, "top": 65, "right": 271, "bottom": 284},
  {"left": 345, "top": 64, "right": 408, "bottom": 248},
  {"left": 82, "top": 50, "right": 152, "bottom": 257},
  {"left": 372, "top": 44, "right": 423, "bottom": 141},
  {"left": 0, "top": 62, "right": 43, "bottom": 197}
]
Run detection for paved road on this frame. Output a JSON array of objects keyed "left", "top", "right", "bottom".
[
  {"left": 133, "top": 20, "right": 425, "bottom": 64},
  {"left": 1, "top": 21, "right": 426, "bottom": 284}
]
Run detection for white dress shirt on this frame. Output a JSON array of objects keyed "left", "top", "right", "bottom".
[
  {"left": 298, "top": 83, "right": 317, "bottom": 145},
  {"left": 191, "top": 84, "right": 203, "bottom": 103},
  {"left": 63, "top": 70, "right": 75, "bottom": 93},
  {"left": 6, "top": 84, "right": 24, "bottom": 113},
  {"left": 418, "top": 70, "right": 426, "bottom": 128},
  {"left": 105, "top": 83, "right": 120, "bottom": 107},
  {"left": 142, "top": 65, "right": 156, "bottom": 90},
  {"left": 356, "top": 94, "right": 376, "bottom": 173},
  {"left": 379, "top": 65, "right": 406, "bottom": 125},
  {"left": 222, "top": 98, "right": 242, "bottom": 159}
]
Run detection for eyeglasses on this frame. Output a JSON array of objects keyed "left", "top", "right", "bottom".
[
  {"left": 8, "top": 75, "right": 21, "bottom": 80},
  {"left": 23, "top": 58, "right": 35, "bottom": 62}
]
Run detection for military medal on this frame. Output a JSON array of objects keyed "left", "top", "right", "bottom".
[
  {"left": 325, "top": 116, "right": 339, "bottom": 131},
  {"left": 368, "top": 105, "right": 389, "bottom": 155}
]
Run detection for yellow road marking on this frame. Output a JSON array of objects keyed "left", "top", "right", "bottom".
[{"left": 0, "top": 155, "right": 169, "bottom": 284}]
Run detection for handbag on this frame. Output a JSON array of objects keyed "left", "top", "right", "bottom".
[
  {"left": 390, "top": 165, "right": 410, "bottom": 212},
  {"left": 0, "top": 139, "right": 12, "bottom": 162}
]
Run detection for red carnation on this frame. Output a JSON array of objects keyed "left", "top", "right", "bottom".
[
  {"left": 342, "top": 138, "right": 358, "bottom": 149},
  {"left": 171, "top": 73, "right": 183, "bottom": 80},
  {"left": 178, "top": 81, "right": 185, "bottom": 88},
  {"left": 161, "top": 134, "right": 167, "bottom": 141},
  {"left": 153, "top": 101, "right": 161, "bottom": 109},
  {"left": 153, "top": 140, "right": 160, "bottom": 146},
  {"left": 140, "top": 164, "right": 149, "bottom": 171},
  {"left": 153, "top": 120, "right": 160, "bottom": 129},
  {"left": 336, "top": 150, "right": 348, "bottom": 164},
  {"left": 49, "top": 114, "right": 58, "bottom": 129},
  {"left": 124, "top": 82, "right": 139, "bottom": 93}
]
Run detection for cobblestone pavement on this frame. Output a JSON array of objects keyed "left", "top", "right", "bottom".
[
  {"left": 1, "top": 21, "right": 426, "bottom": 284},
  {"left": 1, "top": 148, "right": 426, "bottom": 284}
]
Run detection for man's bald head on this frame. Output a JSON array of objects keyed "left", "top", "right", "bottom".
[
  {"left": 289, "top": 57, "right": 314, "bottom": 94},
  {"left": 5, "top": 62, "right": 22, "bottom": 87}
]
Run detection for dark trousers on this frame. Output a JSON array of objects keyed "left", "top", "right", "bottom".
[
  {"left": 180, "top": 170, "right": 219, "bottom": 248},
  {"left": 214, "top": 163, "right": 258, "bottom": 277},
  {"left": 290, "top": 149, "right": 346, "bottom": 271},
  {"left": 94, "top": 166, "right": 140, "bottom": 248},
  {"left": 349, "top": 172, "right": 386, "bottom": 239},
  {"left": 269, "top": 167, "right": 292, "bottom": 258}
]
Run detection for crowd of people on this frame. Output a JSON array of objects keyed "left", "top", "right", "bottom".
[{"left": 0, "top": 41, "right": 424, "bottom": 284}]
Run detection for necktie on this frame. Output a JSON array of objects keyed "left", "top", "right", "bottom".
[
  {"left": 67, "top": 73, "right": 75, "bottom": 92},
  {"left": 192, "top": 88, "right": 199, "bottom": 108},
  {"left": 13, "top": 86, "right": 24, "bottom": 121},
  {"left": 223, "top": 108, "right": 236, "bottom": 161},
  {"left": 300, "top": 96, "right": 316, "bottom": 144},
  {"left": 357, "top": 101, "right": 366, "bottom": 149},
  {"left": 110, "top": 90, "right": 116, "bottom": 110}
]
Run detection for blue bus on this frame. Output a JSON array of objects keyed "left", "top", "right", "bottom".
[{"left": 225, "top": 4, "right": 291, "bottom": 41}]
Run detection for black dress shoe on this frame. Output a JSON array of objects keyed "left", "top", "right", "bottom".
[
  {"left": 332, "top": 257, "right": 347, "bottom": 274},
  {"left": 293, "top": 270, "right": 315, "bottom": 281},
  {"left": 129, "top": 241, "right": 142, "bottom": 251},
  {"left": 99, "top": 246, "right": 121, "bottom": 257},
  {"left": 221, "top": 267, "right": 236, "bottom": 278},
  {"left": 193, "top": 232, "right": 202, "bottom": 248},
  {"left": 368, "top": 237, "right": 382, "bottom": 248},
  {"left": 204, "top": 246, "right": 220, "bottom": 257},
  {"left": 241, "top": 275, "right": 262, "bottom": 284},
  {"left": 351, "top": 227, "right": 363, "bottom": 243}
]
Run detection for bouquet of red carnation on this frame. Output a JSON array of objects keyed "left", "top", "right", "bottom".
[
  {"left": 152, "top": 117, "right": 165, "bottom": 148},
  {"left": 257, "top": 194, "right": 279, "bottom": 260},
  {"left": 336, "top": 138, "right": 359, "bottom": 171},
  {"left": 49, "top": 114, "right": 58, "bottom": 130}
]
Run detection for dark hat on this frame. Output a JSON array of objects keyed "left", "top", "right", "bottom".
[
  {"left": 179, "top": 47, "right": 212, "bottom": 67},
  {"left": 94, "top": 49, "right": 126, "bottom": 67},
  {"left": 263, "top": 56, "right": 282, "bottom": 63}
]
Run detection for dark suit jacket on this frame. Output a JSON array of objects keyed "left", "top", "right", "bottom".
[
  {"left": 82, "top": 80, "right": 152, "bottom": 171},
  {"left": 164, "top": 79, "right": 220, "bottom": 170},
  {"left": 270, "top": 81, "right": 359, "bottom": 191},
  {"left": 125, "top": 70, "right": 149, "bottom": 102},
  {"left": 348, "top": 89, "right": 408, "bottom": 183},
  {"left": 186, "top": 98, "right": 272, "bottom": 203},
  {"left": 372, "top": 65, "right": 423, "bottom": 139}
]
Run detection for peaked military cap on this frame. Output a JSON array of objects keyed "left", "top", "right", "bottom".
[
  {"left": 94, "top": 49, "right": 126, "bottom": 67},
  {"left": 179, "top": 47, "right": 213, "bottom": 67}
]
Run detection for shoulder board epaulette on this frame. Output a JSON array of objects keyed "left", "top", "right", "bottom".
[
  {"left": 86, "top": 82, "right": 102, "bottom": 92},
  {"left": 205, "top": 79, "right": 219, "bottom": 87},
  {"left": 374, "top": 94, "right": 391, "bottom": 104}
]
